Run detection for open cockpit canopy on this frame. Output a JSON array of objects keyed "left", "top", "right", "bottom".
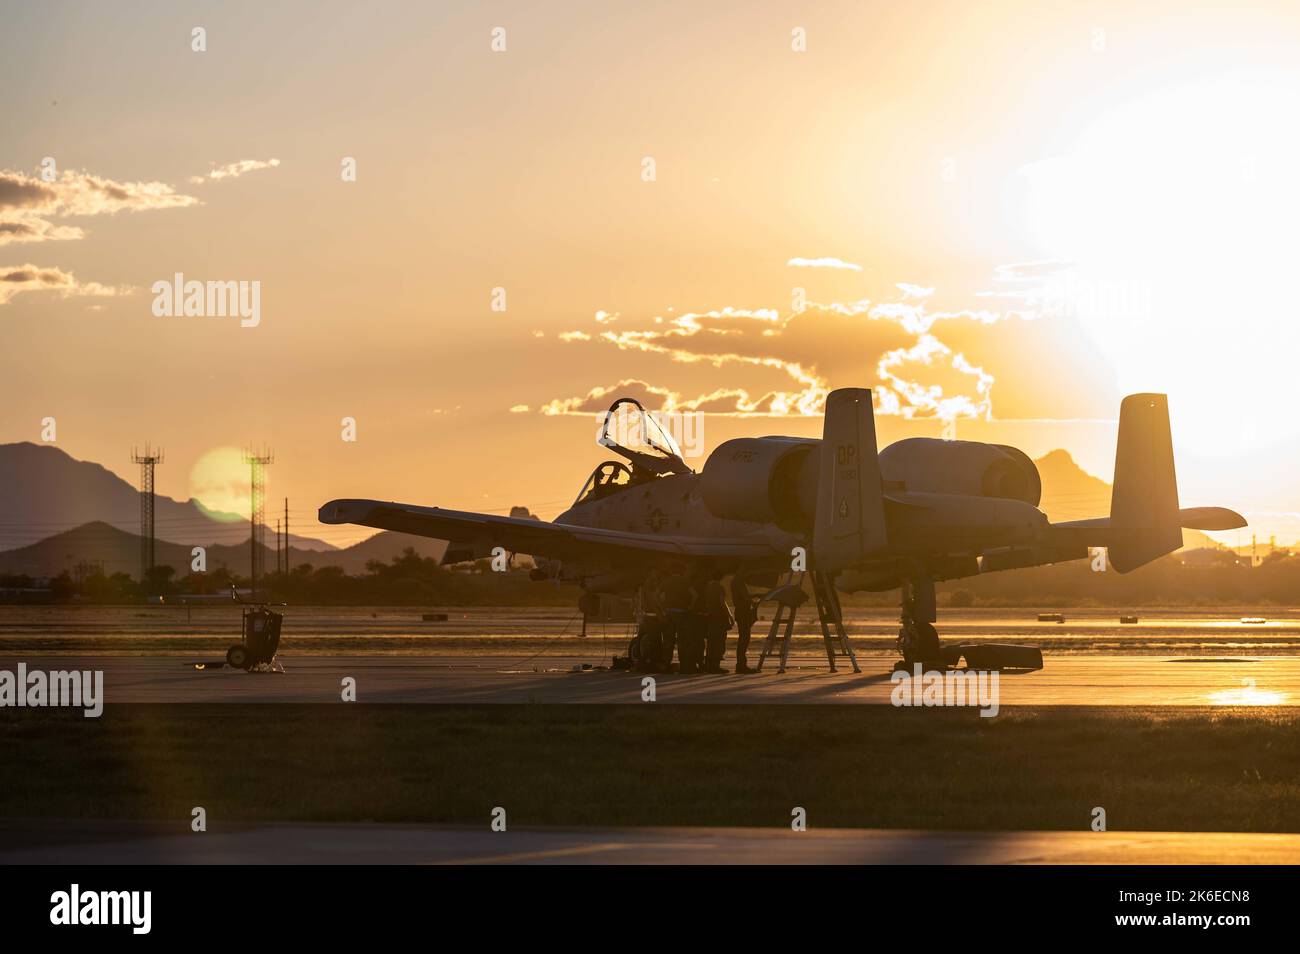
[{"left": 596, "top": 397, "right": 692, "bottom": 476}]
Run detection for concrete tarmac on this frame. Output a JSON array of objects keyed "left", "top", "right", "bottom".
[
  {"left": 2, "top": 653, "right": 1298, "bottom": 705},
  {"left": 2, "top": 820, "right": 1297, "bottom": 864}
]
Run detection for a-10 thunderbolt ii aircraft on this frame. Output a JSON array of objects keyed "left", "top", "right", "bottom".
[{"left": 320, "top": 388, "right": 1246, "bottom": 672}]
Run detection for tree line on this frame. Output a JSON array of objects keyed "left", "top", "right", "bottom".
[{"left": 1, "top": 547, "right": 1288, "bottom": 608}]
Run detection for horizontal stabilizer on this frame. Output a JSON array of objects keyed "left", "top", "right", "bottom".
[
  {"left": 1050, "top": 506, "right": 1246, "bottom": 543},
  {"left": 1176, "top": 506, "right": 1248, "bottom": 532}
]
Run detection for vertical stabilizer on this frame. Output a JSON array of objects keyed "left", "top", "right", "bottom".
[
  {"left": 1108, "top": 393, "right": 1182, "bottom": 572},
  {"left": 813, "top": 388, "right": 888, "bottom": 571}
]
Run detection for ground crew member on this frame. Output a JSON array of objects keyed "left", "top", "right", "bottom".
[
  {"left": 731, "top": 573, "right": 757, "bottom": 673},
  {"left": 658, "top": 570, "right": 696, "bottom": 672},
  {"left": 635, "top": 571, "right": 664, "bottom": 671},
  {"left": 680, "top": 572, "right": 709, "bottom": 674},
  {"left": 702, "top": 575, "right": 732, "bottom": 673}
]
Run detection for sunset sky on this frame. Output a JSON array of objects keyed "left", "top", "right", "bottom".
[{"left": 3, "top": 0, "right": 1298, "bottom": 548}]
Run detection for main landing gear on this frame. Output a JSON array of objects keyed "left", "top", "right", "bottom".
[
  {"left": 894, "top": 570, "right": 1045, "bottom": 673},
  {"left": 895, "top": 574, "right": 945, "bottom": 671}
]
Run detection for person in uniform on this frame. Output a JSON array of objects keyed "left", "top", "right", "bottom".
[
  {"left": 730, "top": 573, "right": 757, "bottom": 674},
  {"left": 679, "top": 572, "right": 709, "bottom": 674},
  {"left": 702, "top": 574, "right": 733, "bottom": 673},
  {"left": 658, "top": 570, "right": 696, "bottom": 672},
  {"left": 635, "top": 570, "right": 664, "bottom": 671}
]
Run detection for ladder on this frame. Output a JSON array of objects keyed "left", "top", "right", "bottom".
[
  {"left": 811, "top": 571, "right": 861, "bottom": 673},
  {"left": 755, "top": 570, "right": 861, "bottom": 674},
  {"left": 755, "top": 572, "right": 807, "bottom": 673}
]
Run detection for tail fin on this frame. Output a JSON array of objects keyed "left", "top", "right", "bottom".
[
  {"left": 813, "top": 388, "right": 887, "bottom": 571},
  {"left": 1108, "top": 393, "right": 1182, "bottom": 572}
]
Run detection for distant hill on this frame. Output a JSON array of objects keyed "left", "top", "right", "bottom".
[
  {"left": 0, "top": 442, "right": 334, "bottom": 551},
  {"left": 1033, "top": 448, "right": 1221, "bottom": 551},
  {"left": 307, "top": 530, "right": 449, "bottom": 574},
  {"left": 0, "top": 521, "right": 448, "bottom": 579},
  {"left": 1034, "top": 449, "right": 1111, "bottom": 522}
]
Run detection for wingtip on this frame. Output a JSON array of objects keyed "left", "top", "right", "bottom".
[{"left": 318, "top": 498, "right": 371, "bottom": 524}]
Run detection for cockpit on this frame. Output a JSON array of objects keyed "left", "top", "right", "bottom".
[
  {"left": 574, "top": 460, "right": 634, "bottom": 505},
  {"left": 571, "top": 398, "right": 694, "bottom": 507}
]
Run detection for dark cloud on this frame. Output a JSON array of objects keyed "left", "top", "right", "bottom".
[
  {"left": 0, "top": 175, "right": 56, "bottom": 210},
  {"left": 0, "top": 263, "right": 125, "bottom": 304}
]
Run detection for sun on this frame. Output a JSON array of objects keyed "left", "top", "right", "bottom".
[
  {"left": 188, "top": 446, "right": 250, "bottom": 521},
  {"left": 1015, "top": 70, "right": 1300, "bottom": 458}
]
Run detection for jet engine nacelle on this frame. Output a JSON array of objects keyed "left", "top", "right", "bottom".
[
  {"left": 699, "top": 437, "right": 820, "bottom": 529},
  {"left": 878, "top": 438, "right": 1042, "bottom": 506}
]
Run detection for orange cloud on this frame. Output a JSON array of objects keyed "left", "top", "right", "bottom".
[
  {"left": 539, "top": 282, "right": 1013, "bottom": 420},
  {"left": 189, "top": 158, "right": 281, "bottom": 184},
  {"left": 0, "top": 168, "right": 199, "bottom": 247},
  {"left": 0, "top": 264, "right": 130, "bottom": 305}
]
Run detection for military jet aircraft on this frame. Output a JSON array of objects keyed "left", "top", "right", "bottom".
[{"left": 319, "top": 388, "right": 1245, "bottom": 671}]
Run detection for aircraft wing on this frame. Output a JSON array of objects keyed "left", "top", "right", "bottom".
[{"left": 318, "top": 498, "right": 782, "bottom": 565}]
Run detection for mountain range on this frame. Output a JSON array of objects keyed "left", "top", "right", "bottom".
[
  {"left": 0, "top": 520, "right": 447, "bottom": 578},
  {"left": 0, "top": 441, "right": 333, "bottom": 551}
]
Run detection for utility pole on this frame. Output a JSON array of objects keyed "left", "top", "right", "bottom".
[
  {"left": 275, "top": 518, "right": 282, "bottom": 575},
  {"left": 284, "top": 497, "right": 290, "bottom": 574},
  {"left": 244, "top": 446, "right": 274, "bottom": 598},
  {"left": 131, "top": 445, "right": 163, "bottom": 593}
]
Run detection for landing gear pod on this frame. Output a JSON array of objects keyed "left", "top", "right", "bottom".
[
  {"left": 956, "top": 643, "right": 1044, "bottom": 672},
  {"left": 892, "top": 643, "right": 1044, "bottom": 673}
]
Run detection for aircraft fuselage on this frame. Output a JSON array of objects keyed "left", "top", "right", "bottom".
[{"left": 547, "top": 468, "right": 1051, "bottom": 593}]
